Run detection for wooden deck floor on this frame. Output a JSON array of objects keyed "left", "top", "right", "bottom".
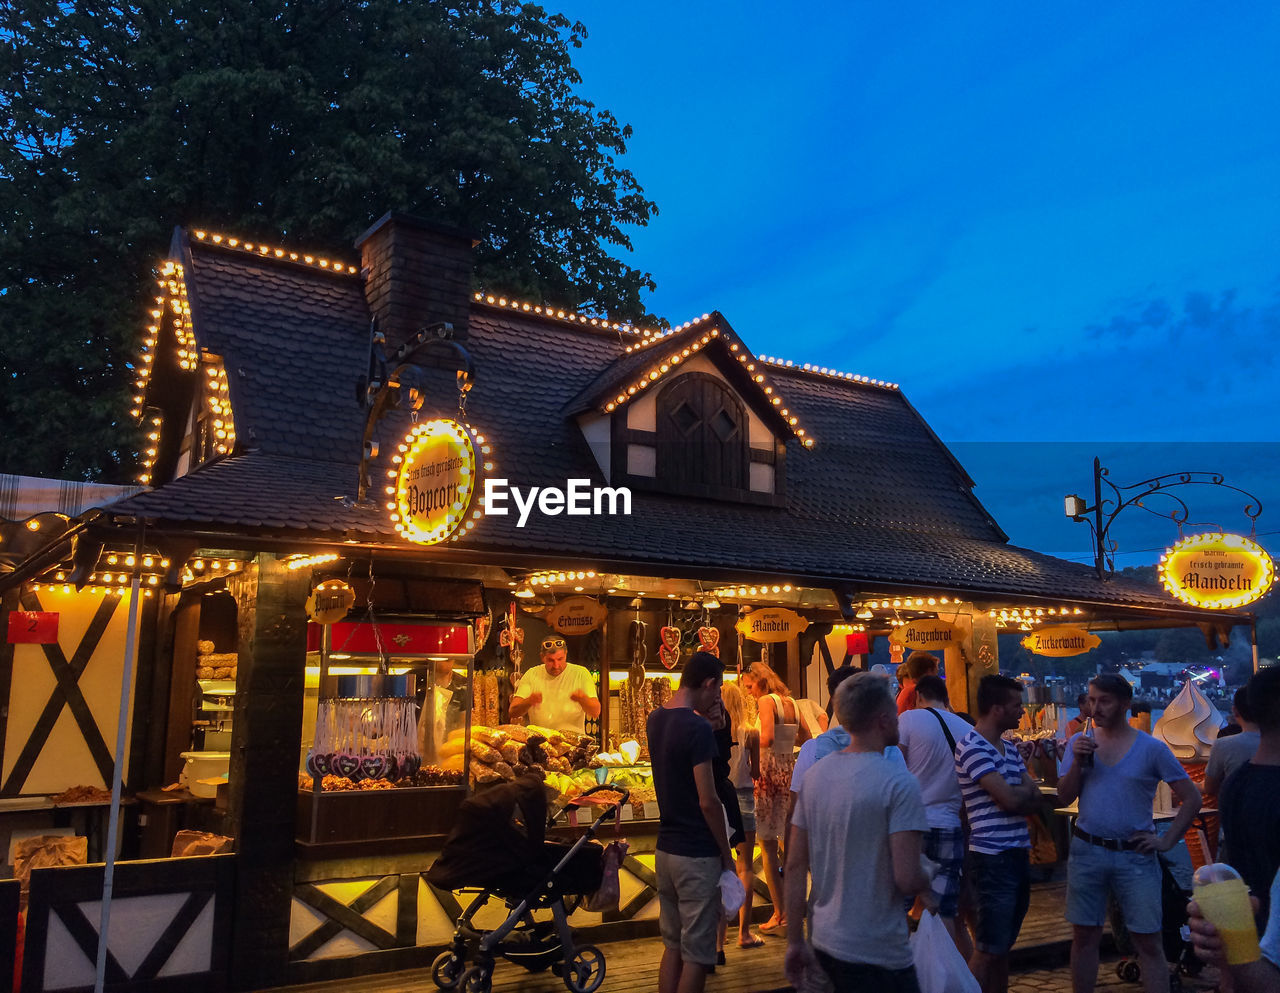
[{"left": 264, "top": 879, "right": 1089, "bottom": 993}]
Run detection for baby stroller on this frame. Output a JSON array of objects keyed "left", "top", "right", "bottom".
[
  {"left": 427, "top": 774, "right": 629, "bottom": 993},
  {"left": 1110, "top": 850, "right": 1204, "bottom": 991}
]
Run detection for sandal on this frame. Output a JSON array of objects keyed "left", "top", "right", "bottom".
[
  {"left": 758, "top": 918, "right": 786, "bottom": 933},
  {"left": 738, "top": 932, "right": 766, "bottom": 948}
]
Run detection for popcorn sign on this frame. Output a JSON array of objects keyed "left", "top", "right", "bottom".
[{"left": 389, "top": 418, "right": 481, "bottom": 545}]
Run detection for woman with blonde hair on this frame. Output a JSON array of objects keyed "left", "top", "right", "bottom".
[
  {"left": 722, "top": 680, "right": 764, "bottom": 948},
  {"left": 740, "top": 661, "right": 822, "bottom": 933}
]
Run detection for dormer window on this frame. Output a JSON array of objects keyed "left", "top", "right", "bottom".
[
  {"left": 565, "top": 317, "right": 801, "bottom": 506},
  {"left": 656, "top": 373, "right": 748, "bottom": 493}
]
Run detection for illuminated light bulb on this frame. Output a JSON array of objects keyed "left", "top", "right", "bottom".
[{"left": 108, "top": 554, "right": 118, "bottom": 565}]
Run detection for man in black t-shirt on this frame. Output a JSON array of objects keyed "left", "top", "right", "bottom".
[
  {"left": 1221, "top": 664, "right": 1280, "bottom": 924},
  {"left": 648, "top": 651, "right": 734, "bottom": 993}
]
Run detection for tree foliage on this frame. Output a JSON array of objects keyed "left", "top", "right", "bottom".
[{"left": 0, "top": 0, "right": 658, "bottom": 480}]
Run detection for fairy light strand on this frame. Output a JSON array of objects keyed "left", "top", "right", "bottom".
[{"left": 191, "top": 229, "right": 359, "bottom": 275}]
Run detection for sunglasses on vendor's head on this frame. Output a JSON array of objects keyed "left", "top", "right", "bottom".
[{"left": 541, "top": 638, "right": 567, "bottom": 652}]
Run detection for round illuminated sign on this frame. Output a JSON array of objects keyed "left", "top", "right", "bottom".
[
  {"left": 1159, "top": 532, "right": 1274, "bottom": 610},
  {"left": 387, "top": 419, "right": 483, "bottom": 545}
]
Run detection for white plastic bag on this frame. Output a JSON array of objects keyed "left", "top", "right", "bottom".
[
  {"left": 910, "top": 911, "right": 979, "bottom": 993},
  {"left": 719, "top": 868, "right": 745, "bottom": 915}
]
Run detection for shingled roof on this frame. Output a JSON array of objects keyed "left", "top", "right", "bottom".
[{"left": 108, "top": 225, "right": 1228, "bottom": 619}]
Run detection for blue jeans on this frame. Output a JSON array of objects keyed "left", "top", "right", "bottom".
[
  {"left": 1065, "top": 836, "right": 1162, "bottom": 933},
  {"left": 968, "top": 848, "right": 1031, "bottom": 953}
]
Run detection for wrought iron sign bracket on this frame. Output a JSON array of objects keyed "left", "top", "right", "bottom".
[
  {"left": 1065, "top": 456, "right": 1263, "bottom": 579},
  {"left": 355, "top": 320, "right": 474, "bottom": 504}
]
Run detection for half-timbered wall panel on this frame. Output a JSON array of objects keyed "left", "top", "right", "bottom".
[
  {"left": 23, "top": 854, "right": 234, "bottom": 993},
  {"left": 3, "top": 587, "right": 139, "bottom": 796}
]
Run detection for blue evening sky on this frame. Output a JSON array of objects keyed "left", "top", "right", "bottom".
[{"left": 558, "top": 1, "right": 1280, "bottom": 568}]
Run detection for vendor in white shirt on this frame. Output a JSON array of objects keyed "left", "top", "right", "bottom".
[{"left": 508, "top": 636, "right": 601, "bottom": 735}]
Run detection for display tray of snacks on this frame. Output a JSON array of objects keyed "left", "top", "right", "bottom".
[
  {"left": 443, "top": 724, "right": 600, "bottom": 786},
  {"left": 296, "top": 768, "right": 466, "bottom": 844},
  {"left": 598, "top": 764, "right": 657, "bottom": 820}
]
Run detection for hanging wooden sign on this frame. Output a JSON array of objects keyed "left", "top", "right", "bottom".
[
  {"left": 1021, "top": 625, "right": 1101, "bottom": 657},
  {"left": 736, "top": 607, "right": 808, "bottom": 643},
  {"left": 306, "top": 579, "right": 355, "bottom": 625},
  {"left": 548, "top": 596, "right": 608, "bottom": 635},
  {"left": 889, "top": 619, "right": 958, "bottom": 652},
  {"left": 1159, "top": 532, "right": 1274, "bottom": 610}
]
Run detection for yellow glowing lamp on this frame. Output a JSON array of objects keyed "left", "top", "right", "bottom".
[
  {"left": 392, "top": 418, "right": 482, "bottom": 545},
  {"left": 1159, "top": 532, "right": 1274, "bottom": 610}
]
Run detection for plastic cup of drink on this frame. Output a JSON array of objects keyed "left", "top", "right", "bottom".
[{"left": 1193, "top": 863, "right": 1260, "bottom": 965}]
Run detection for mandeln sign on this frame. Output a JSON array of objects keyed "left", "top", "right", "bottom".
[{"left": 1158, "top": 532, "right": 1275, "bottom": 610}]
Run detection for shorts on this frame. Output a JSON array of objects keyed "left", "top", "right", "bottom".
[
  {"left": 736, "top": 786, "right": 756, "bottom": 835},
  {"left": 813, "top": 949, "right": 921, "bottom": 993},
  {"left": 968, "top": 848, "right": 1031, "bottom": 954},
  {"left": 656, "top": 850, "right": 721, "bottom": 967},
  {"left": 1065, "top": 836, "right": 1162, "bottom": 933},
  {"left": 923, "top": 827, "right": 965, "bottom": 918}
]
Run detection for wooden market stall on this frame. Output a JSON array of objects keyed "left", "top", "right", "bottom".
[{"left": 0, "top": 213, "right": 1257, "bottom": 993}]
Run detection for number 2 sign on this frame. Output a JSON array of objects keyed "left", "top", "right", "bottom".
[{"left": 7, "top": 611, "right": 59, "bottom": 644}]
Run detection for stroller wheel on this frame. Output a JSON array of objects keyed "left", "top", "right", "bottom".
[
  {"left": 564, "top": 944, "right": 606, "bottom": 993},
  {"left": 458, "top": 965, "right": 492, "bottom": 993},
  {"left": 431, "top": 951, "right": 465, "bottom": 990}
]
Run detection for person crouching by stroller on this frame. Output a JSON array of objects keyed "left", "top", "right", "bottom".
[{"left": 648, "top": 651, "right": 735, "bottom": 993}]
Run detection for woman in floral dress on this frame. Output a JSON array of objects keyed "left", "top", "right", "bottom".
[{"left": 740, "top": 661, "right": 808, "bottom": 933}]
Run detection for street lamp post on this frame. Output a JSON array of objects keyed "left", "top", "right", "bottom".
[{"left": 1063, "top": 457, "right": 1263, "bottom": 580}]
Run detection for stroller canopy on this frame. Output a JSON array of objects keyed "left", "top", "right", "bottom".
[{"left": 427, "top": 775, "right": 550, "bottom": 892}]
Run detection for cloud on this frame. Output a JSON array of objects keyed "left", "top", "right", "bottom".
[{"left": 913, "top": 280, "right": 1280, "bottom": 443}]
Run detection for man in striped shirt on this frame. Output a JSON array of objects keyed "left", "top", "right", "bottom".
[{"left": 955, "top": 675, "right": 1043, "bottom": 993}]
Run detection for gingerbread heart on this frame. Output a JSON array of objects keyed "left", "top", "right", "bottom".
[
  {"left": 312, "top": 752, "right": 333, "bottom": 775},
  {"left": 660, "top": 626, "right": 682, "bottom": 651},
  {"left": 697, "top": 626, "right": 720, "bottom": 656},
  {"left": 474, "top": 614, "right": 492, "bottom": 652},
  {"left": 334, "top": 753, "right": 362, "bottom": 779},
  {"left": 360, "top": 755, "right": 388, "bottom": 781},
  {"left": 305, "top": 751, "right": 324, "bottom": 779},
  {"left": 398, "top": 753, "right": 420, "bottom": 778},
  {"left": 659, "top": 644, "right": 681, "bottom": 669}
]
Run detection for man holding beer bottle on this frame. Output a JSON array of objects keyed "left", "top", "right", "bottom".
[{"left": 1058, "top": 672, "right": 1203, "bottom": 993}]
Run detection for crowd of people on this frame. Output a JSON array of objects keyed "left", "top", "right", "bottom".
[{"left": 644, "top": 649, "right": 1280, "bottom": 993}]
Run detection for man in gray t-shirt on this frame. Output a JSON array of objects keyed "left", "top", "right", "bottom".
[
  {"left": 1059, "top": 674, "right": 1201, "bottom": 993},
  {"left": 1205, "top": 687, "right": 1261, "bottom": 799},
  {"left": 785, "top": 672, "right": 931, "bottom": 993}
]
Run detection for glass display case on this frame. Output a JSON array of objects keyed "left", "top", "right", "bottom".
[{"left": 297, "top": 617, "right": 475, "bottom": 844}]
